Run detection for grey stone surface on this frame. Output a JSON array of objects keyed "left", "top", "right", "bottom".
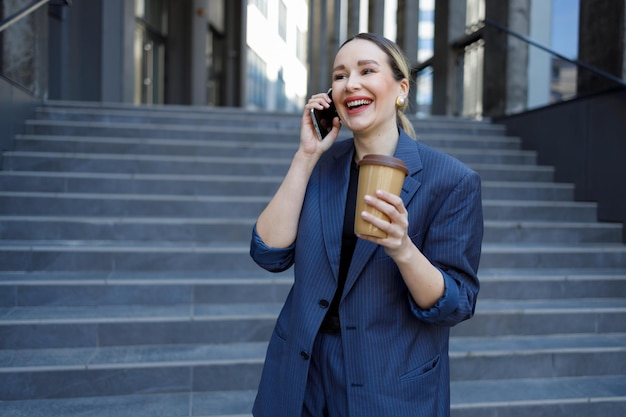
[{"left": 0, "top": 101, "right": 625, "bottom": 416}]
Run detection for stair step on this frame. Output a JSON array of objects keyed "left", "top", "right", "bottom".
[
  {"left": 2, "top": 270, "right": 625, "bottom": 308},
  {"left": 0, "top": 341, "right": 268, "bottom": 372},
  {"left": 1, "top": 216, "right": 619, "bottom": 243},
  {"left": 2, "top": 151, "right": 554, "bottom": 181},
  {"left": 482, "top": 200, "right": 597, "bottom": 221},
  {"left": 0, "top": 175, "right": 280, "bottom": 198},
  {"left": 0, "top": 389, "right": 257, "bottom": 417},
  {"left": 14, "top": 133, "right": 537, "bottom": 165},
  {"left": 0, "top": 192, "right": 599, "bottom": 221},
  {"left": 472, "top": 163, "right": 554, "bottom": 182},
  {"left": 480, "top": 243, "right": 626, "bottom": 268},
  {"left": 0, "top": 170, "right": 283, "bottom": 196},
  {"left": 453, "top": 297, "right": 626, "bottom": 336},
  {"left": 36, "top": 106, "right": 305, "bottom": 130},
  {"left": 449, "top": 333, "right": 626, "bottom": 380},
  {"left": 0, "top": 302, "right": 281, "bottom": 349},
  {"left": 0, "top": 170, "right": 574, "bottom": 200},
  {"left": 2, "top": 374, "right": 626, "bottom": 417},
  {"left": 2, "top": 298, "right": 625, "bottom": 349},
  {"left": 0, "top": 342, "right": 267, "bottom": 400},
  {"left": 24, "top": 120, "right": 301, "bottom": 141},
  {"left": 477, "top": 269, "right": 626, "bottom": 299},
  {"left": 0, "top": 216, "right": 258, "bottom": 243},
  {"left": 2, "top": 151, "right": 293, "bottom": 176},
  {"left": 1, "top": 270, "right": 624, "bottom": 306},
  {"left": 3, "top": 333, "right": 624, "bottom": 375},
  {"left": 26, "top": 112, "right": 504, "bottom": 137},
  {"left": 4, "top": 147, "right": 538, "bottom": 171},
  {"left": 1, "top": 240, "right": 625, "bottom": 272},
  {"left": 0, "top": 191, "right": 271, "bottom": 218},
  {"left": 483, "top": 220, "right": 622, "bottom": 243},
  {"left": 15, "top": 134, "right": 300, "bottom": 158},
  {"left": 0, "top": 273, "right": 293, "bottom": 307},
  {"left": 15, "top": 132, "right": 522, "bottom": 154},
  {"left": 451, "top": 375, "right": 626, "bottom": 417},
  {"left": 36, "top": 102, "right": 505, "bottom": 123},
  {"left": 1, "top": 333, "right": 624, "bottom": 398}
]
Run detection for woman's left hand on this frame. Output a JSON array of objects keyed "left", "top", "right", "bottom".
[{"left": 356, "top": 189, "right": 413, "bottom": 259}]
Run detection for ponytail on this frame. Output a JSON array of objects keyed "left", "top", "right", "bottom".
[{"left": 397, "top": 107, "right": 416, "bottom": 139}]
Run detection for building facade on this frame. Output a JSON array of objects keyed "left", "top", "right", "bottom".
[{"left": 1, "top": 0, "right": 625, "bottom": 117}]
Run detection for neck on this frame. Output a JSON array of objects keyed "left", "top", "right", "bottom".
[{"left": 353, "top": 127, "right": 400, "bottom": 162}]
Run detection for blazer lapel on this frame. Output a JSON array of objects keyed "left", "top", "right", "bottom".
[
  {"left": 341, "top": 132, "right": 423, "bottom": 300},
  {"left": 320, "top": 144, "right": 353, "bottom": 283}
]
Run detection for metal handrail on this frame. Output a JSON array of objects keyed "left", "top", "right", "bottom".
[
  {"left": 0, "top": 0, "right": 71, "bottom": 33},
  {"left": 464, "top": 18, "right": 626, "bottom": 88}
]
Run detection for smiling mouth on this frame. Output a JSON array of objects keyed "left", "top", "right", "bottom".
[{"left": 346, "top": 99, "right": 372, "bottom": 109}]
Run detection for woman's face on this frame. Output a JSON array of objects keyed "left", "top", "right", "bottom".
[{"left": 331, "top": 39, "right": 408, "bottom": 139}]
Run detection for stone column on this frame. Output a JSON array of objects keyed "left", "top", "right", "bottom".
[
  {"left": 431, "top": 0, "right": 466, "bottom": 116},
  {"left": 369, "top": 0, "right": 385, "bottom": 35},
  {"left": 330, "top": 0, "right": 344, "bottom": 54},
  {"left": 101, "top": 0, "right": 135, "bottom": 103},
  {"left": 505, "top": 0, "right": 530, "bottom": 114},
  {"left": 308, "top": 0, "right": 330, "bottom": 96},
  {"left": 396, "top": 0, "right": 420, "bottom": 113},
  {"left": 577, "top": 0, "right": 626, "bottom": 93},
  {"left": 482, "top": 0, "right": 509, "bottom": 117},
  {"left": 223, "top": 0, "right": 246, "bottom": 107},
  {"left": 165, "top": 0, "right": 193, "bottom": 105},
  {"left": 190, "top": 0, "right": 209, "bottom": 106},
  {"left": 347, "top": 0, "right": 362, "bottom": 37}
]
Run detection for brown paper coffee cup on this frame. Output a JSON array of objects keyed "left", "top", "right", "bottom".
[{"left": 354, "top": 154, "right": 408, "bottom": 238}]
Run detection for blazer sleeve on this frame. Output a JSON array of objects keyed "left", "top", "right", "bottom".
[
  {"left": 249, "top": 224, "right": 296, "bottom": 272},
  {"left": 409, "top": 169, "right": 483, "bottom": 327}
]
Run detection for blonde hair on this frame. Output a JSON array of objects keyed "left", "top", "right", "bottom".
[{"left": 339, "top": 33, "right": 416, "bottom": 139}]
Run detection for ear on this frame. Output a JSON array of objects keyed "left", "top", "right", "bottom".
[{"left": 399, "top": 78, "right": 410, "bottom": 98}]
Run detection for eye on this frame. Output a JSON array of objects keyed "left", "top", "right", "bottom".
[
  {"left": 361, "top": 67, "right": 376, "bottom": 75},
  {"left": 333, "top": 73, "right": 347, "bottom": 81}
]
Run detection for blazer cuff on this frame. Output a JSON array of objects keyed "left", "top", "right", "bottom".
[
  {"left": 250, "top": 224, "right": 295, "bottom": 272},
  {"left": 408, "top": 269, "right": 460, "bottom": 323}
]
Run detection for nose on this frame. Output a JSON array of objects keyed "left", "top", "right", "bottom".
[{"left": 345, "top": 73, "right": 360, "bottom": 92}]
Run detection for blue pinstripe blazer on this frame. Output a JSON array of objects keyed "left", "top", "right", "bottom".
[{"left": 250, "top": 129, "right": 483, "bottom": 417}]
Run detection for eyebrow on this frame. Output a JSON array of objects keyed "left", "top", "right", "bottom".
[{"left": 333, "top": 59, "right": 381, "bottom": 72}]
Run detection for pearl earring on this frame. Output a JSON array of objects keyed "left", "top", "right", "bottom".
[{"left": 395, "top": 96, "right": 406, "bottom": 108}]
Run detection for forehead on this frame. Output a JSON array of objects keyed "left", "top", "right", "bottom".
[{"left": 333, "top": 39, "right": 389, "bottom": 69}]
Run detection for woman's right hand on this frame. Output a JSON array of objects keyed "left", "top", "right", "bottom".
[
  {"left": 256, "top": 92, "right": 340, "bottom": 248},
  {"left": 300, "top": 92, "right": 341, "bottom": 155}
]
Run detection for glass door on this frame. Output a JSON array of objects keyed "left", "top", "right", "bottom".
[{"left": 134, "top": 0, "right": 166, "bottom": 104}]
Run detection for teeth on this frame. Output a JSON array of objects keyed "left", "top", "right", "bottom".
[{"left": 347, "top": 99, "right": 372, "bottom": 108}]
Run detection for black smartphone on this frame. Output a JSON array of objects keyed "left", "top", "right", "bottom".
[{"left": 310, "top": 89, "right": 337, "bottom": 140}]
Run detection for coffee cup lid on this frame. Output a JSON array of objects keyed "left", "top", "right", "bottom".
[{"left": 357, "top": 154, "right": 409, "bottom": 175}]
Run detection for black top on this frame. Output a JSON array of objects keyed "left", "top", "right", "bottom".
[{"left": 322, "top": 159, "right": 359, "bottom": 330}]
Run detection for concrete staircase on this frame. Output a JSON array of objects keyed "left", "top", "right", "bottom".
[{"left": 1, "top": 101, "right": 625, "bottom": 417}]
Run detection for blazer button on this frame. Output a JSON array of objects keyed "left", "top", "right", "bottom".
[
  {"left": 319, "top": 299, "right": 329, "bottom": 308},
  {"left": 300, "top": 351, "right": 310, "bottom": 360}
]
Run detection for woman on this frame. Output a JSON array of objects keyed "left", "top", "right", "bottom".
[{"left": 250, "top": 33, "right": 483, "bottom": 417}]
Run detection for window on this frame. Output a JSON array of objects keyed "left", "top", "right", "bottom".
[
  {"left": 296, "top": 27, "right": 307, "bottom": 63},
  {"left": 249, "top": 0, "right": 268, "bottom": 18},
  {"left": 247, "top": 48, "right": 268, "bottom": 108},
  {"left": 279, "top": 1, "right": 287, "bottom": 41}
]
